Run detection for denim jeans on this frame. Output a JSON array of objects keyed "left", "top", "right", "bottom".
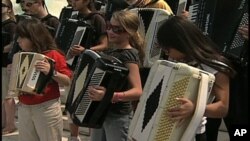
[{"left": 90, "top": 111, "right": 133, "bottom": 141}]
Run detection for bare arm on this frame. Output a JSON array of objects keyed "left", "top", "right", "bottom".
[
  {"left": 204, "top": 72, "right": 230, "bottom": 118},
  {"left": 90, "top": 35, "right": 108, "bottom": 52}
]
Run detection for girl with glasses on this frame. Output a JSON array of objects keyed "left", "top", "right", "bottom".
[{"left": 88, "top": 10, "right": 145, "bottom": 141}]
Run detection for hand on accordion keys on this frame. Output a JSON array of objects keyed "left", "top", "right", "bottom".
[
  {"left": 167, "top": 97, "right": 195, "bottom": 124},
  {"left": 35, "top": 59, "right": 53, "bottom": 76},
  {"left": 238, "top": 24, "right": 249, "bottom": 40},
  {"left": 68, "top": 45, "right": 85, "bottom": 57},
  {"left": 88, "top": 85, "right": 106, "bottom": 101}
]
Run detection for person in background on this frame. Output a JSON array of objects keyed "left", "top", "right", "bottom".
[
  {"left": 125, "top": 0, "right": 173, "bottom": 14},
  {"left": 1, "top": 0, "right": 17, "bottom": 135},
  {"left": 87, "top": 10, "right": 144, "bottom": 141},
  {"left": 15, "top": 17, "right": 72, "bottom": 141},
  {"left": 22, "top": 0, "right": 60, "bottom": 37},
  {"left": 156, "top": 16, "right": 235, "bottom": 141},
  {"left": 65, "top": 0, "right": 108, "bottom": 141}
]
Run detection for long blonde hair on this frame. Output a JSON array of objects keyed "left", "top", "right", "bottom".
[
  {"left": 2, "top": 0, "right": 16, "bottom": 22},
  {"left": 112, "top": 10, "right": 145, "bottom": 64}
]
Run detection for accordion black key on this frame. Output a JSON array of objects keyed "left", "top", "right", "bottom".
[
  {"left": 9, "top": 52, "right": 55, "bottom": 95},
  {"left": 65, "top": 49, "right": 129, "bottom": 128},
  {"left": 128, "top": 60, "right": 215, "bottom": 141}
]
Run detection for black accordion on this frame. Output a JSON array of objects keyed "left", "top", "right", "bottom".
[
  {"left": 9, "top": 52, "right": 55, "bottom": 95},
  {"left": 55, "top": 18, "right": 95, "bottom": 67},
  {"left": 212, "top": 0, "right": 248, "bottom": 64},
  {"left": 58, "top": 6, "right": 79, "bottom": 22},
  {"left": 55, "top": 18, "right": 93, "bottom": 55},
  {"left": 188, "top": 0, "right": 218, "bottom": 37},
  {"left": 65, "top": 49, "right": 129, "bottom": 128}
]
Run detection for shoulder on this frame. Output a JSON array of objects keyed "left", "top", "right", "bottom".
[
  {"left": 43, "top": 14, "right": 59, "bottom": 20},
  {"left": 2, "top": 19, "right": 16, "bottom": 27},
  {"left": 120, "top": 48, "right": 140, "bottom": 64},
  {"left": 43, "top": 50, "right": 64, "bottom": 60},
  {"left": 88, "top": 12, "right": 105, "bottom": 22}
]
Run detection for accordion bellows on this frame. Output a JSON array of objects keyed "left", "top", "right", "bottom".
[
  {"left": 128, "top": 60, "right": 215, "bottom": 141},
  {"left": 9, "top": 52, "right": 55, "bottom": 95}
]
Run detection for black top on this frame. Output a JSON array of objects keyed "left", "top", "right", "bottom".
[
  {"left": 2, "top": 19, "right": 16, "bottom": 67},
  {"left": 103, "top": 48, "right": 140, "bottom": 115},
  {"left": 40, "top": 14, "right": 60, "bottom": 37}
]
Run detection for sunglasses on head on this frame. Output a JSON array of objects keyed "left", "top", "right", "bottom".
[{"left": 106, "top": 22, "right": 126, "bottom": 34}]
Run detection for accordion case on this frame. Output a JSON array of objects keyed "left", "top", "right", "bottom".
[
  {"left": 65, "top": 49, "right": 129, "bottom": 128},
  {"left": 130, "top": 8, "right": 172, "bottom": 68},
  {"left": 128, "top": 60, "right": 215, "bottom": 141},
  {"left": 9, "top": 52, "right": 55, "bottom": 95}
]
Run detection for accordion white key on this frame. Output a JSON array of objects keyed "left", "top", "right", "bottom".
[
  {"left": 9, "top": 52, "right": 55, "bottom": 95},
  {"left": 128, "top": 60, "right": 215, "bottom": 141},
  {"left": 129, "top": 8, "right": 172, "bottom": 68}
]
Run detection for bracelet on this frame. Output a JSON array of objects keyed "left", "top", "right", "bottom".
[{"left": 112, "top": 92, "right": 125, "bottom": 103}]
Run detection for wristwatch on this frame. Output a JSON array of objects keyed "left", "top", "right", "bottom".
[{"left": 52, "top": 70, "right": 58, "bottom": 77}]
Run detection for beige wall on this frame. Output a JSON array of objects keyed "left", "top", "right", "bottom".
[{"left": 11, "top": 0, "right": 68, "bottom": 18}]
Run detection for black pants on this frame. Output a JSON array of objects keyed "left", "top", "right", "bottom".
[{"left": 196, "top": 132, "right": 207, "bottom": 141}]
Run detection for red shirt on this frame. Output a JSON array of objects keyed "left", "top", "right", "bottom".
[{"left": 19, "top": 50, "right": 72, "bottom": 105}]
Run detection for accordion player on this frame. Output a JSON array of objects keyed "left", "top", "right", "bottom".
[
  {"left": 55, "top": 18, "right": 93, "bottom": 55},
  {"left": 128, "top": 60, "right": 215, "bottom": 141},
  {"left": 65, "top": 49, "right": 129, "bottom": 128},
  {"left": 129, "top": 8, "right": 172, "bottom": 68},
  {"left": 9, "top": 52, "right": 55, "bottom": 95}
]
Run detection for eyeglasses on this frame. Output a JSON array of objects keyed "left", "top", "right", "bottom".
[
  {"left": 106, "top": 22, "right": 126, "bottom": 34},
  {"left": 2, "top": 3, "right": 9, "bottom": 8}
]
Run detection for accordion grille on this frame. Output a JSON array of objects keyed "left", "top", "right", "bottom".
[
  {"left": 230, "top": 12, "right": 248, "bottom": 50},
  {"left": 154, "top": 76, "right": 190, "bottom": 141},
  {"left": 75, "top": 71, "right": 105, "bottom": 116}
]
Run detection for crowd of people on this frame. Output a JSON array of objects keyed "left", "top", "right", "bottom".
[{"left": 1, "top": 0, "right": 248, "bottom": 141}]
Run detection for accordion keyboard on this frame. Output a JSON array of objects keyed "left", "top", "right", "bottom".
[
  {"left": 75, "top": 68, "right": 106, "bottom": 122},
  {"left": 154, "top": 77, "right": 190, "bottom": 140}
]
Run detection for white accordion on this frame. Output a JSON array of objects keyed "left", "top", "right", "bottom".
[
  {"left": 128, "top": 60, "right": 215, "bottom": 141},
  {"left": 129, "top": 8, "right": 172, "bottom": 68},
  {"left": 9, "top": 52, "right": 55, "bottom": 95}
]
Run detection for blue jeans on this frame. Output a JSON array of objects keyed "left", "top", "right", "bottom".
[{"left": 90, "top": 111, "right": 133, "bottom": 141}]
